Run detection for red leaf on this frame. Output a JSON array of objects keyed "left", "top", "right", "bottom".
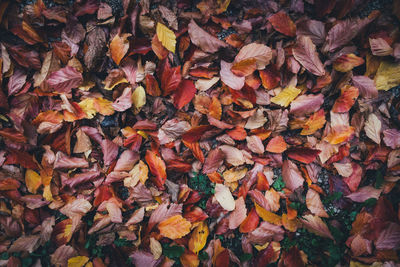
[
  {"left": 47, "top": 66, "right": 83, "bottom": 93},
  {"left": 158, "top": 59, "right": 181, "bottom": 96},
  {"left": 182, "top": 125, "right": 214, "bottom": 143},
  {"left": 239, "top": 207, "right": 260, "bottom": 233},
  {"left": 268, "top": 11, "right": 296, "bottom": 37},
  {"left": 332, "top": 85, "right": 359, "bottom": 113},
  {"left": 282, "top": 160, "right": 304, "bottom": 191},
  {"left": 173, "top": 79, "right": 197, "bottom": 109},
  {"left": 287, "top": 148, "right": 321, "bottom": 164},
  {"left": 259, "top": 64, "right": 281, "bottom": 90}
]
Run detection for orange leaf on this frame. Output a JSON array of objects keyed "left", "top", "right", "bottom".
[
  {"left": 209, "top": 96, "right": 222, "bottom": 120},
  {"left": 227, "top": 126, "right": 247, "bottom": 141},
  {"left": 0, "top": 178, "right": 20, "bottom": 191},
  {"left": 259, "top": 64, "right": 280, "bottom": 89},
  {"left": 158, "top": 215, "right": 192, "bottom": 239},
  {"left": 333, "top": 53, "right": 364, "bottom": 72},
  {"left": 301, "top": 109, "right": 326, "bottom": 135},
  {"left": 145, "top": 74, "right": 161, "bottom": 96},
  {"left": 231, "top": 58, "right": 257, "bottom": 77},
  {"left": 180, "top": 250, "right": 199, "bottom": 267},
  {"left": 266, "top": 136, "right": 287, "bottom": 153},
  {"left": 268, "top": 11, "right": 296, "bottom": 37},
  {"left": 324, "top": 125, "right": 355, "bottom": 144},
  {"left": 0, "top": 128, "right": 27, "bottom": 143},
  {"left": 145, "top": 150, "right": 167, "bottom": 189},
  {"left": 306, "top": 189, "right": 329, "bottom": 218},
  {"left": 182, "top": 125, "right": 213, "bottom": 143},
  {"left": 239, "top": 207, "right": 260, "bottom": 233},
  {"left": 282, "top": 213, "right": 298, "bottom": 232},
  {"left": 332, "top": 85, "right": 359, "bottom": 113},
  {"left": 152, "top": 34, "right": 169, "bottom": 60},
  {"left": 183, "top": 140, "right": 204, "bottom": 163},
  {"left": 110, "top": 33, "right": 131, "bottom": 65}
]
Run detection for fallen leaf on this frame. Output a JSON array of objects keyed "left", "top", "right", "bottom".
[
  {"left": 268, "top": 11, "right": 296, "bottom": 37},
  {"left": 110, "top": 33, "right": 131, "bottom": 65},
  {"left": 306, "top": 189, "right": 329, "bottom": 218},
  {"left": 25, "top": 169, "right": 42, "bottom": 194},
  {"left": 158, "top": 215, "right": 191, "bottom": 239},
  {"left": 271, "top": 86, "right": 301, "bottom": 107},
  {"left": 292, "top": 35, "right": 325, "bottom": 76},
  {"left": 156, "top": 22, "right": 176, "bottom": 53},
  {"left": 188, "top": 19, "right": 227, "bottom": 53},
  {"left": 214, "top": 183, "right": 235, "bottom": 211},
  {"left": 189, "top": 221, "right": 209, "bottom": 253}
]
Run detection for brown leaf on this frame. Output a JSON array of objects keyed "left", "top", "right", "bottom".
[{"left": 292, "top": 36, "right": 325, "bottom": 76}]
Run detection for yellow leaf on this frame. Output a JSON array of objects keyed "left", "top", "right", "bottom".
[
  {"left": 150, "top": 237, "right": 162, "bottom": 259},
  {"left": 132, "top": 86, "right": 146, "bottom": 114},
  {"left": 78, "top": 98, "right": 97, "bottom": 119},
  {"left": 156, "top": 22, "right": 176, "bottom": 53},
  {"left": 254, "top": 203, "right": 282, "bottom": 225},
  {"left": 67, "top": 256, "right": 89, "bottom": 267},
  {"left": 223, "top": 167, "right": 247, "bottom": 182},
  {"left": 188, "top": 221, "right": 209, "bottom": 253},
  {"left": 110, "top": 33, "right": 131, "bottom": 65},
  {"left": 301, "top": 109, "right": 326, "bottom": 135},
  {"left": 374, "top": 61, "right": 400, "bottom": 91},
  {"left": 43, "top": 185, "right": 53, "bottom": 201},
  {"left": 25, "top": 169, "right": 41, "bottom": 194},
  {"left": 79, "top": 80, "right": 95, "bottom": 91},
  {"left": 271, "top": 86, "right": 301, "bottom": 107},
  {"left": 93, "top": 98, "right": 115, "bottom": 116},
  {"left": 158, "top": 215, "right": 192, "bottom": 239}
]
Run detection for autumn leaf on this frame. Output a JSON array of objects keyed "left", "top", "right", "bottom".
[
  {"left": 374, "top": 61, "right": 400, "bottom": 91},
  {"left": 132, "top": 86, "right": 146, "bottom": 113},
  {"left": 188, "top": 19, "right": 227, "bottom": 53},
  {"left": 47, "top": 66, "right": 83, "bottom": 93},
  {"left": 271, "top": 86, "right": 301, "bottom": 107},
  {"left": 301, "top": 109, "right": 326, "bottom": 135},
  {"left": 306, "top": 189, "right": 329, "bottom": 218},
  {"left": 156, "top": 22, "right": 176, "bottom": 53},
  {"left": 67, "top": 256, "right": 89, "bottom": 267},
  {"left": 158, "top": 215, "right": 192, "bottom": 239},
  {"left": 266, "top": 136, "right": 287, "bottom": 153},
  {"left": 332, "top": 85, "right": 359, "bottom": 113},
  {"left": 25, "top": 169, "right": 42, "bottom": 194},
  {"left": 268, "top": 11, "right": 296, "bottom": 37},
  {"left": 333, "top": 53, "right": 364, "bottom": 72},
  {"left": 214, "top": 183, "right": 235, "bottom": 211},
  {"left": 110, "top": 33, "right": 131, "bottom": 65},
  {"left": 300, "top": 214, "right": 334, "bottom": 239},
  {"left": 174, "top": 79, "right": 197, "bottom": 109},
  {"left": 254, "top": 203, "right": 282, "bottom": 225},
  {"left": 234, "top": 43, "right": 272, "bottom": 70},
  {"left": 292, "top": 35, "right": 325, "bottom": 76},
  {"left": 188, "top": 221, "right": 209, "bottom": 253},
  {"left": 145, "top": 150, "right": 167, "bottom": 189},
  {"left": 282, "top": 160, "right": 304, "bottom": 191}
]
